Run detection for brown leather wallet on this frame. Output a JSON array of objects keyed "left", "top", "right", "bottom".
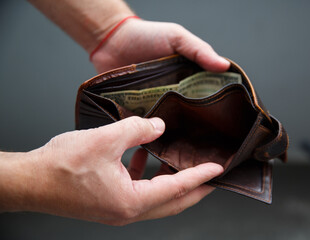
[{"left": 75, "top": 55, "right": 289, "bottom": 204}]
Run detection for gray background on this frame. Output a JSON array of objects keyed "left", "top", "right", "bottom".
[{"left": 0, "top": 0, "right": 310, "bottom": 239}]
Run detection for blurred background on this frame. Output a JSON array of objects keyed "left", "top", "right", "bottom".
[{"left": 0, "top": 0, "right": 309, "bottom": 239}]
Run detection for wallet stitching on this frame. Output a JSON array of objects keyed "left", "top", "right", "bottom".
[
  {"left": 155, "top": 156, "right": 271, "bottom": 202},
  {"left": 211, "top": 163, "right": 271, "bottom": 202},
  {"left": 81, "top": 67, "right": 136, "bottom": 90},
  {"left": 210, "top": 183, "right": 269, "bottom": 202},
  {"left": 258, "top": 125, "right": 272, "bottom": 134},
  {"left": 91, "top": 68, "right": 136, "bottom": 86},
  {"left": 150, "top": 147, "right": 269, "bottom": 197},
  {"left": 215, "top": 163, "right": 266, "bottom": 194}
]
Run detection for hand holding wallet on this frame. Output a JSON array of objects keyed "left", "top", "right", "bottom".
[{"left": 75, "top": 55, "right": 289, "bottom": 204}]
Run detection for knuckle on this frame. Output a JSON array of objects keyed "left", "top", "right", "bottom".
[
  {"left": 125, "top": 116, "right": 141, "bottom": 132},
  {"left": 45, "top": 134, "right": 62, "bottom": 149},
  {"left": 167, "top": 23, "right": 187, "bottom": 49},
  {"left": 170, "top": 23, "right": 185, "bottom": 32},
  {"left": 128, "top": 116, "right": 152, "bottom": 137},
  {"left": 128, "top": 116, "right": 145, "bottom": 128},
  {"left": 174, "top": 184, "right": 188, "bottom": 199}
]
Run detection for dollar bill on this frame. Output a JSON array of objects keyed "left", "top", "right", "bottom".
[
  {"left": 100, "top": 84, "right": 179, "bottom": 116},
  {"left": 178, "top": 72, "right": 242, "bottom": 98},
  {"left": 101, "top": 72, "right": 242, "bottom": 116}
]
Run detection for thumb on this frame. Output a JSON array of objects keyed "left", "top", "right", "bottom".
[
  {"left": 106, "top": 116, "right": 165, "bottom": 152},
  {"left": 171, "top": 25, "right": 230, "bottom": 72}
]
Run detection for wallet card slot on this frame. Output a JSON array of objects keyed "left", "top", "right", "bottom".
[
  {"left": 83, "top": 90, "right": 121, "bottom": 121},
  {"left": 77, "top": 91, "right": 117, "bottom": 129},
  {"left": 88, "top": 63, "right": 201, "bottom": 94}
]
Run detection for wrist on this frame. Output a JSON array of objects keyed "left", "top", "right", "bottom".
[
  {"left": 87, "top": 11, "right": 136, "bottom": 54},
  {"left": 89, "top": 15, "right": 140, "bottom": 60}
]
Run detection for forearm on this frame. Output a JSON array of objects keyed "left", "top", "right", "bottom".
[
  {"left": 0, "top": 151, "right": 40, "bottom": 212},
  {"left": 28, "top": 0, "right": 134, "bottom": 53}
]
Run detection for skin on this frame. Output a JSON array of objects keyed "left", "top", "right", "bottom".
[
  {"left": 91, "top": 18, "right": 230, "bottom": 73},
  {"left": 0, "top": 0, "right": 230, "bottom": 225}
]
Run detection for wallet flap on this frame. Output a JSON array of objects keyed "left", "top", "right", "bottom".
[{"left": 209, "top": 160, "right": 273, "bottom": 203}]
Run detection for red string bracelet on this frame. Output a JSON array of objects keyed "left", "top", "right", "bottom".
[{"left": 89, "top": 15, "right": 141, "bottom": 61}]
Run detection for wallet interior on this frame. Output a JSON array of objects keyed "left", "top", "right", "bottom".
[{"left": 83, "top": 60, "right": 263, "bottom": 175}]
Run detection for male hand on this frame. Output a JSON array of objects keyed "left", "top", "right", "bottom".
[
  {"left": 91, "top": 19, "right": 230, "bottom": 73},
  {"left": 3, "top": 117, "right": 223, "bottom": 225}
]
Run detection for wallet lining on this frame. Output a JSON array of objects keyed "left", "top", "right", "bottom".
[{"left": 143, "top": 87, "right": 258, "bottom": 173}]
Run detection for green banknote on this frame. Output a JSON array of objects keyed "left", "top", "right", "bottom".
[{"left": 101, "top": 72, "right": 242, "bottom": 115}]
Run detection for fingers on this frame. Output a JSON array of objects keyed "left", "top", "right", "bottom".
[
  {"left": 133, "top": 184, "right": 214, "bottom": 222},
  {"left": 170, "top": 24, "right": 230, "bottom": 72},
  {"left": 127, "top": 148, "right": 148, "bottom": 180},
  {"left": 97, "top": 116, "right": 165, "bottom": 154},
  {"left": 132, "top": 162, "right": 223, "bottom": 212}
]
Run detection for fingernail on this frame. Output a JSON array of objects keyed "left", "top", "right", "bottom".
[
  {"left": 148, "top": 117, "right": 165, "bottom": 133},
  {"left": 210, "top": 163, "right": 224, "bottom": 175},
  {"left": 200, "top": 163, "right": 224, "bottom": 175}
]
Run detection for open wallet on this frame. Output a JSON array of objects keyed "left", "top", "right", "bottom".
[{"left": 75, "top": 55, "right": 289, "bottom": 204}]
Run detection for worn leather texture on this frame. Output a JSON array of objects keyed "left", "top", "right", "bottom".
[{"left": 75, "top": 55, "right": 289, "bottom": 204}]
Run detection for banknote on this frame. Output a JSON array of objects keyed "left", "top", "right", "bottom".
[
  {"left": 100, "top": 84, "right": 179, "bottom": 116},
  {"left": 101, "top": 72, "right": 242, "bottom": 115},
  {"left": 178, "top": 72, "right": 242, "bottom": 98}
]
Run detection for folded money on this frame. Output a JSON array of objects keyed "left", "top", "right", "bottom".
[{"left": 101, "top": 72, "right": 242, "bottom": 116}]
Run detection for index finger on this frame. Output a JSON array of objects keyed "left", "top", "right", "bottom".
[{"left": 132, "top": 162, "right": 223, "bottom": 212}]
